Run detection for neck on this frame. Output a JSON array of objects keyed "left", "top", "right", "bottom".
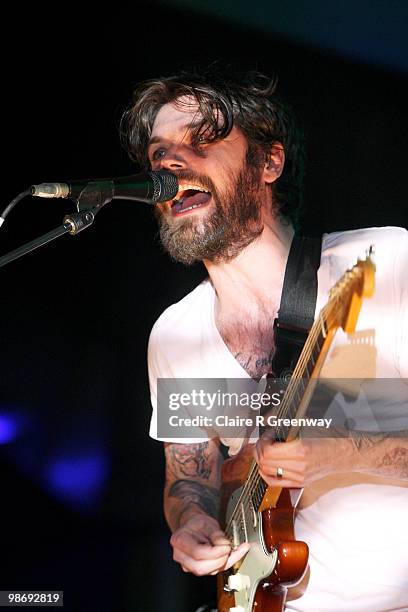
[{"left": 205, "top": 216, "right": 294, "bottom": 317}]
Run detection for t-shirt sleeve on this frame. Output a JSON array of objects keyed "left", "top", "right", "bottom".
[
  {"left": 147, "top": 317, "right": 208, "bottom": 443},
  {"left": 393, "top": 228, "right": 408, "bottom": 376},
  {"left": 147, "top": 322, "right": 161, "bottom": 440}
]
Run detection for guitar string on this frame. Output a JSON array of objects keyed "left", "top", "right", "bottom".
[
  {"left": 224, "top": 310, "right": 327, "bottom": 537},
  {"left": 223, "top": 306, "right": 328, "bottom": 532},
  {"left": 224, "top": 294, "right": 349, "bottom": 538},
  {"left": 225, "top": 262, "right": 366, "bottom": 531},
  {"left": 228, "top": 303, "right": 357, "bottom": 540},
  {"left": 227, "top": 326, "right": 330, "bottom": 534},
  {"left": 225, "top": 351, "right": 329, "bottom": 536},
  {"left": 241, "top": 290, "right": 356, "bottom": 512},
  {"left": 224, "top": 267, "right": 365, "bottom": 538},
  {"left": 225, "top": 354, "right": 322, "bottom": 535}
]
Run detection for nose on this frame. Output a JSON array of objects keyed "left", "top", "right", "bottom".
[{"left": 157, "top": 144, "right": 189, "bottom": 171}]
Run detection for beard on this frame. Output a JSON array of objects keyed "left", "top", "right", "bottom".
[{"left": 155, "top": 157, "right": 265, "bottom": 266}]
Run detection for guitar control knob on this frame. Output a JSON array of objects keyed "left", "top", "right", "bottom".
[
  {"left": 227, "top": 573, "right": 250, "bottom": 592},
  {"left": 228, "top": 607, "right": 245, "bottom": 612}
]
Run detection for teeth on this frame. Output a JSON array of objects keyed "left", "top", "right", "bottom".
[
  {"left": 176, "top": 203, "right": 204, "bottom": 213},
  {"left": 175, "top": 184, "right": 208, "bottom": 199}
]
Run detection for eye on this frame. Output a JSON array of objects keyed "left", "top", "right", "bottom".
[
  {"left": 192, "top": 138, "right": 208, "bottom": 158},
  {"left": 151, "top": 147, "right": 166, "bottom": 161},
  {"left": 195, "top": 134, "right": 208, "bottom": 147}
]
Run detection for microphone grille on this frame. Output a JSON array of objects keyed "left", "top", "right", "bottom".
[{"left": 150, "top": 171, "right": 179, "bottom": 203}]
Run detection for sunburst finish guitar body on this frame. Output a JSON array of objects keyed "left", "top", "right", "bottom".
[{"left": 216, "top": 251, "right": 376, "bottom": 612}]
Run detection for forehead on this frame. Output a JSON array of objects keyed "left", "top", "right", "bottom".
[
  {"left": 150, "top": 95, "right": 246, "bottom": 151},
  {"left": 151, "top": 96, "right": 205, "bottom": 139}
]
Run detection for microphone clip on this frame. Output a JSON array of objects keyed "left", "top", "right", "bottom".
[
  {"left": 63, "top": 210, "right": 95, "bottom": 235},
  {"left": 75, "top": 181, "right": 115, "bottom": 212},
  {"left": 61, "top": 181, "right": 113, "bottom": 234}
]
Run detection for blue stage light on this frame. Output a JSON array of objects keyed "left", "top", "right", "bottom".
[{"left": 44, "top": 452, "right": 110, "bottom": 510}]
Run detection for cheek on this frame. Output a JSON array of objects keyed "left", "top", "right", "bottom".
[
  {"left": 209, "top": 163, "right": 237, "bottom": 193},
  {"left": 153, "top": 203, "right": 166, "bottom": 219},
  {"left": 150, "top": 160, "right": 161, "bottom": 171}
]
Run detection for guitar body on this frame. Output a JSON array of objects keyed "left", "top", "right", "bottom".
[{"left": 217, "top": 445, "right": 308, "bottom": 612}]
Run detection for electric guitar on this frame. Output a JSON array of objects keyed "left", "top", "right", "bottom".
[{"left": 217, "top": 249, "right": 376, "bottom": 612}]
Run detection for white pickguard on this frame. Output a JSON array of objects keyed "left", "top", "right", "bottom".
[{"left": 223, "top": 485, "right": 278, "bottom": 611}]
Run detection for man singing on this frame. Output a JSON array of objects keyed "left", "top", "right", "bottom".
[{"left": 121, "top": 66, "right": 408, "bottom": 610}]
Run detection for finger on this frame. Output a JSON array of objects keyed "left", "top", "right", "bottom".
[
  {"left": 256, "top": 439, "right": 301, "bottom": 461},
  {"left": 171, "top": 531, "right": 231, "bottom": 560},
  {"left": 223, "top": 542, "right": 251, "bottom": 571},
  {"left": 174, "top": 548, "right": 230, "bottom": 576},
  {"left": 209, "top": 530, "right": 231, "bottom": 547},
  {"left": 257, "top": 459, "right": 307, "bottom": 477},
  {"left": 259, "top": 469, "right": 304, "bottom": 488},
  {"left": 254, "top": 440, "right": 281, "bottom": 464}
]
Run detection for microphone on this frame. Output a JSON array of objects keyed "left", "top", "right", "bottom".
[{"left": 30, "top": 170, "right": 179, "bottom": 205}]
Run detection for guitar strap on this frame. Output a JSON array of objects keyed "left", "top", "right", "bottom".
[
  {"left": 219, "top": 235, "right": 323, "bottom": 455},
  {"left": 272, "top": 235, "right": 322, "bottom": 379}
]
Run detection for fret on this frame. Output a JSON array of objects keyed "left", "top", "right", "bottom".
[{"left": 304, "top": 360, "right": 312, "bottom": 378}]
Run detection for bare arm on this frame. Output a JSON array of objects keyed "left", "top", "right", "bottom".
[
  {"left": 255, "top": 431, "right": 408, "bottom": 488},
  {"left": 164, "top": 440, "right": 222, "bottom": 531},
  {"left": 351, "top": 433, "right": 408, "bottom": 480},
  {"left": 164, "top": 440, "right": 250, "bottom": 575}
]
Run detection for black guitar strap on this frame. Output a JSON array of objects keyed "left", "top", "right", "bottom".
[{"left": 272, "top": 235, "right": 322, "bottom": 379}]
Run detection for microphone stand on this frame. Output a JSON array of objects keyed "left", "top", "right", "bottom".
[{"left": 0, "top": 182, "right": 113, "bottom": 269}]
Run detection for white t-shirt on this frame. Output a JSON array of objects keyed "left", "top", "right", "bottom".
[{"left": 148, "top": 227, "right": 408, "bottom": 611}]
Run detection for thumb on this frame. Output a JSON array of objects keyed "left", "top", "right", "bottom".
[
  {"left": 224, "top": 542, "right": 251, "bottom": 571},
  {"left": 210, "top": 530, "right": 231, "bottom": 547}
]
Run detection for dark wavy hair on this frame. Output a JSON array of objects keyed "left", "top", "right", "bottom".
[{"left": 120, "top": 65, "right": 305, "bottom": 226}]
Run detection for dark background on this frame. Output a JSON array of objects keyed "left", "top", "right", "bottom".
[{"left": 1, "top": 3, "right": 407, "bottom": 611}]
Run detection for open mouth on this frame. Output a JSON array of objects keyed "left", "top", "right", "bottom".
[{"left": 171, "top": 184, "right": 212, "bottom": 215}]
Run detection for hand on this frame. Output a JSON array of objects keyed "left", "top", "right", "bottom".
[
  {"left": 254, "top": 433, "right": 349, "bottom": 488},
  {"left": 170, "top": 513, "right": 250, "bottom": 576}
]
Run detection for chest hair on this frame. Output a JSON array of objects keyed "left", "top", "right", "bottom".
[{"left": 217, "top": 311, "right": 277, "bottom": 380}]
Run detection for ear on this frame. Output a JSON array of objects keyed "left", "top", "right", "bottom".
[{"left": 262, "top": 143, "right": 285, "bottom": 184}]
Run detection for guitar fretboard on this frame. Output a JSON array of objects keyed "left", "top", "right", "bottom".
[
  {"left": 225, "top": 298, "right": 344, "bottom": 538},
  {"left": 223, "top": 255, "right": 374, "bottom": 558}
]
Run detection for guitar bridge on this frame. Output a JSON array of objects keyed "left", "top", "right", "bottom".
[{"left": 222, "top": 567, "right": 234, "bottom": 593}]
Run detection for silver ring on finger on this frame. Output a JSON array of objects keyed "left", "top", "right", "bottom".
[{"left": 276, "top": 466, "right": 284, "bottom": 479}]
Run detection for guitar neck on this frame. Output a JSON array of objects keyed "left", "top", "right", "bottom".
[
  {"left": 228, "top": 294, "right": 355, "bottom": 525},
  {"left": 271, "top": 303, "right": 336, "bottom": 442}
]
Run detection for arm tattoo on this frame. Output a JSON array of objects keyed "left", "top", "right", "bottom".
[
  {"left": 377, "top": 447, "right": 408, "bottom": 479},
  {"left": 351, "top": 433, "right": 408, "bottom": 480},
  {"left": 167, "top": 442, "right": 212, "bottom": 480},
  {"left": 168, "top": 479, "right": 219, "bottom": 521}
]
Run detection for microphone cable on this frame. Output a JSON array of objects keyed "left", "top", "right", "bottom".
[{"left": 0, "top": 189, "right": 33, "bottom": 229}]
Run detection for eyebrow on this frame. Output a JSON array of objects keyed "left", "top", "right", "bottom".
[
  {"left": 148, "top": 120, "right": 204, "bottom": 148},
  {"left": 147, "top": 135, "right": 165, "bottom": 147}
]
